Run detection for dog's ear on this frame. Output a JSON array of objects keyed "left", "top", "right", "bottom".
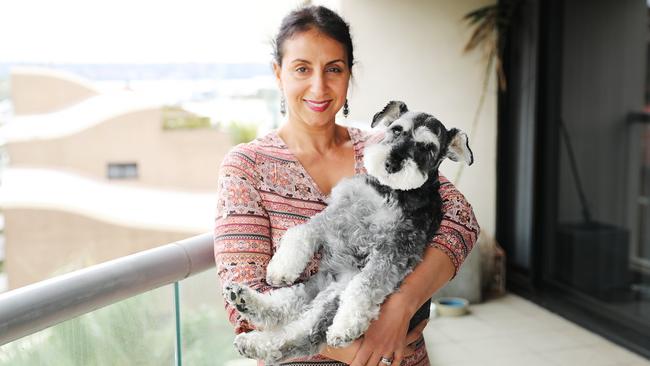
[
  {"left": 446, "top": 128, "right": 474, "bottom": 165},
  {"left": 371, "top": 101, "right": 408, "bottom": 128}
]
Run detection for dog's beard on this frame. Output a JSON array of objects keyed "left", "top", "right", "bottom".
[{"left": 363, "top": 143, "right": 428, "bottom": 190}]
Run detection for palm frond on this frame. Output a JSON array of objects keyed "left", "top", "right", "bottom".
[
  {"left": 455, "top": 0, "right": 521, "bottom": 185},
  {"left": 463, "top": 5, "right": 498, "bottom": 25},
  {"left": 463, "top": 12, "right": 497, "bottom": 53}
]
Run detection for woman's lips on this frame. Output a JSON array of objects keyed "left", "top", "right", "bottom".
[{"left": 304, "top": 99, "right": 332, "bottom": 112}]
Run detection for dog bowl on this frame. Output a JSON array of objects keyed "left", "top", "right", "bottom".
[{"left": 434, "top": 297, "right": 469, "bottom": 317}]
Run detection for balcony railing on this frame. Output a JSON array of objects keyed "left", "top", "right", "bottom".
[{"left": 0, "top": 233, "right": 240, "bottom": 365}]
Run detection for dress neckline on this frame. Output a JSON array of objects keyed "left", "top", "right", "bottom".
[{"left": 269, "top": 126, "right": 362, "bottom": 200}]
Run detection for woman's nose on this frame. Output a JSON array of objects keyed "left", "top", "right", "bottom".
[{"left": 309, "top": 72, "right": 326, "bottom": 94}]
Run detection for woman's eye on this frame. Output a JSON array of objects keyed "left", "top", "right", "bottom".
[
  {"left": 327, "top": 67, "right": 342, "bottom": 73},
  {"left": 296, "top": 67, "right": 308, "bottom": 73}
]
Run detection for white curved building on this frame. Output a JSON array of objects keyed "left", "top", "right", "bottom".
[{"left": 0, "top": 67, "right": 232, "bottom": 290}]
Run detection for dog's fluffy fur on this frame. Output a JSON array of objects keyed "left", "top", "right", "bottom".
[{"left": 223, "top": 101, "right": 474, "bottom": 364}]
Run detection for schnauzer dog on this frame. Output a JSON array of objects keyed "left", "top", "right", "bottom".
[{"left": 223, "top": 101, "right": 474, "bottom": 364}]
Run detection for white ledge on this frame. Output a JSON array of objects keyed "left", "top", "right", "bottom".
[
  {"left": 0, "top": 91, "right": 161, "bottom": 143},
  {"left": 0, "top": 167, "right": 216, "bottom": 233}
]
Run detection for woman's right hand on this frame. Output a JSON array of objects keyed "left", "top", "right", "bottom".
[{"left": 319, "top": 318, "right": 428, "bottom": 364}]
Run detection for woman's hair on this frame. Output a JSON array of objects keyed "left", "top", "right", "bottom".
[{"left": 272, "top": 5, "right": 354, "bottom": 72}]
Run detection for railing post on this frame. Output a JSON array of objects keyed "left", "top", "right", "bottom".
[{"left": 174, "top": 281, "right": 182, "bottom": 366}]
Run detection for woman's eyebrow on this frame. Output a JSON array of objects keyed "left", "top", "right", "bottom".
[
  {"left": 290, "top": 58, "right": 311, "bottom": 64},
  {"left": 289, "top": 59, "right": 345, "bottom": 65}
]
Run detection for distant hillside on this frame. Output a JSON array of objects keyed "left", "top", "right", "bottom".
[{"left": 0, "top": 63, "right": 273, "bottom": 81}]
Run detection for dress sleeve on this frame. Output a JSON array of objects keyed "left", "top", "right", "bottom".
[
  {"left": 213, "top": 147, "right": 274, "bottom": 334},
  {"left": 429, "top": 174, "right": 480, "bottom": 278}
]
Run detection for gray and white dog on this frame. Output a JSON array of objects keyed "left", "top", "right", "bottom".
[{"left": 223, "top": 101, "right": 474, "bottom": 364}]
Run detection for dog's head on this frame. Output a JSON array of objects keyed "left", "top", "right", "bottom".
[{"left": 363, "top": 101, "right": 474, "bottom": 190}]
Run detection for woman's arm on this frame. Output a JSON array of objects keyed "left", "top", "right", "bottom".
[
  {"left": 214, "top": 147, "right": 274, "bottom": 334},
  {"left": 396, "top": 174, "right": 481, "bottom": 313},
  {"left": 349, "top": 174, "right": 480, "bottom": 366}
]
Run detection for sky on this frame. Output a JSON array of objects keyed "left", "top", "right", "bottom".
[{"left": 0, "top": 0, "right": 315, "bottom": 64}]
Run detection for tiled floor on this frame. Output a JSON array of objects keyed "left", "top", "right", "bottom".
[
  {"left": 225, "top": 293, "right": 650, "bottom": 366},
  {"left": 425, "top": 293, "right": 650, "bottom": 366}
]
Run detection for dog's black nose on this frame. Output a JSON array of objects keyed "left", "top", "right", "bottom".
[{"left": 385, "top": 160, "right": 400, "bottom": 174}]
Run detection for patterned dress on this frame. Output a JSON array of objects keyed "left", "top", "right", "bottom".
[{"left": 214, "top": 126, "right": 480, "bottom": 366}]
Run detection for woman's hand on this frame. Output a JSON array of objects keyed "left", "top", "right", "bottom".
[
  {"left": 319, "top": 338, "right": 363, "bottom": 364},
  {"left": 320, "top": 316, "right": 427, "bottom": 365},
  {"left": 350, "top": 294, "right": 424, "bottom": 366}
]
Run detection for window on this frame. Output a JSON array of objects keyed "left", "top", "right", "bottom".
[{"left": 107, "top": 163, "right": 138, "bottom": 180}]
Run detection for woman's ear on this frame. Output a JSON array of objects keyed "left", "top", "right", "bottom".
[{"left": 272, "top": 62, "right": 282, "bottom": 90}]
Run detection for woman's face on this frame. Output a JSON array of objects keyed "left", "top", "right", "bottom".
[{"left": 274, "top": 28, "right": 351, "bottom": 129}]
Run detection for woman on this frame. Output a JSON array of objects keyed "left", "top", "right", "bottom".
[{"left": 214, "top": 5, "right": 479, "bottom": 366}]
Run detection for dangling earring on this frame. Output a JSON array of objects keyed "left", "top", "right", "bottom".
[
  {"left": 343, "top": 99, "right": 349, "bottom": 118},
  {"left": 280, "top": 95, "right": 286, "bottom": 116}
]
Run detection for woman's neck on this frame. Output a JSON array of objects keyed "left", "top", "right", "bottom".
[{"left": 277, "top": 118, "right": 349, "bottom": 156}]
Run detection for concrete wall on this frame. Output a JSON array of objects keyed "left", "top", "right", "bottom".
[
  {"left": 4, "top": 208, "right": 194, "bottom": 290},
  {"left": 341, "top": 0, "right": 498, "bottom": 236},
  {"left": 6, "top": 108, "right": 232, "bottom": 192},
  {"left": 10, "top": 67, "right": 99, "bottom": 115}
]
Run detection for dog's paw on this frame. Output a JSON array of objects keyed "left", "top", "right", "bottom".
[
  {"left": 234, "top": 332, "right": 283, "bottom": 363},
  {"left": 223, "top": 283, "right": 254, "bottom": 314},
  {"left": 326, "top": 316, "right": 365, "bottom": 348},
  {"left": 325, "top": 329, "right": 354, "bottom": 348},
  {"left": 266, "top": 256, "right": 301, "bottom": 287},
  {"left": 233, "top": 332, "right": 260, "bottom": 359}
]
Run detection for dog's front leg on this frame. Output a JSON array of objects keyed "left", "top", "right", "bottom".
[
  {"left": 326, "top": 256, "right": 405, "bottom": 347},
  {"left": 266, "top": 215, "right": 326, "bottom": 287}
]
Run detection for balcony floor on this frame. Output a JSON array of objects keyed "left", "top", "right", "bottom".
[
  {"left": 225, "top": 293, "right": 650, "bottom": 366},
  {"left": 425, "top": 293, "right": 650, "bottom": 366}
]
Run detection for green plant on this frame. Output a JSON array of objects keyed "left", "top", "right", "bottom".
[
  {"left": 0, "top": 286, "right": 243, "bottom": 365},
  {"left": 227, "top": 121, "right": 258, "bottom": 145},
  {"left": 0, "top": 288, "right": 175, "bottom": 366},
  {"left": 180, "top": 303, "right": 241, "bottom": 365},
  {"left": 162, "top": 106, "right": 211, "bottom": 130}
]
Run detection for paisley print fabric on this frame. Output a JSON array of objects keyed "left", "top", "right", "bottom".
[{"left": 214, "top": 127, "right": 480, "bottom": 365}]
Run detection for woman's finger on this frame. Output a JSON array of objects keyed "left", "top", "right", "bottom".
[
  {"left": 319, "top": 339, "right": 362, "bottom": 364},
  {"left": 392, "top": 348, "right": 404, "bottom": 366},
  {"left": 366, "top": 351, "right": 385, "bottom": 366},
  {"left": 350, "top": 343, "right": 373, "bottom": 366}
]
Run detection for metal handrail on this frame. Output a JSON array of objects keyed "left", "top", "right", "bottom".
[{"left": 0, "top": 232, "right": 214, "bottom": 345}]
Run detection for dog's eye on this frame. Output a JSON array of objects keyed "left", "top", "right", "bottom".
[{"left": 391, "top": 127, "right": 402, "bottom": 136}]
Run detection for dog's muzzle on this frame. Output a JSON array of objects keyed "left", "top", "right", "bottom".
[{"left": 363, "top": 143, "right": 428, "bottom": 190}]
